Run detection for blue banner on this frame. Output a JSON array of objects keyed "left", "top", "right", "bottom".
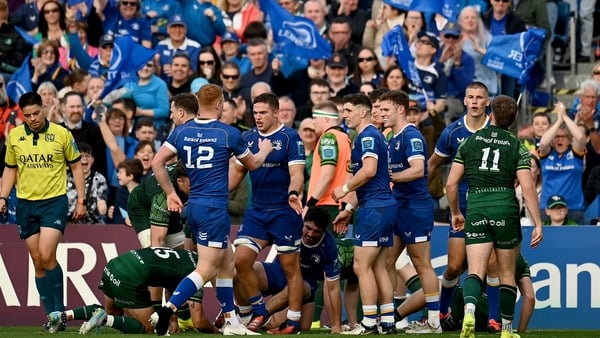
[
  {"left": 429, "top": 225, "right": 600, "bottom": 329},
  {"left": 259, "top": 0, "right": 331, "bottom": 60},
  {"left": 383, "top": 0, "right": 447, "bottom": 14},
  {"left": 14, "top": 26, "right": 40, "bottom": 45},
  {"left": 482, "top": 27, "right": 546, "bottom": 88},
  {"left": 6, "top": 54, "right": 32, "bottom": 103}
]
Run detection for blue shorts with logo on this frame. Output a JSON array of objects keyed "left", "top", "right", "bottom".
[
  {"left": 394, "top": 201, "right": 434, "bottom": 244},
  {"left": 354, "top": 206, "right": 394, "bottom": 247},
  {"left": 237, "top": 208, "right": 303, "bottom": 252},
  {"left": 186, "top": 203, "right": 230, "bottom": 248}
]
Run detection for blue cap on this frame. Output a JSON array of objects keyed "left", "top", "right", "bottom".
[
  {"left": 191, "top": 77, "right": 209, "bottom": 94},
  {"left": 442, "top": 21, "right": 461, "bottom": 37},
  {"left": 168, "top": 14, "right": 186, "bottom": 28},
  {"left": 221, "top": 31, "right": 240, "bottom": 44}
]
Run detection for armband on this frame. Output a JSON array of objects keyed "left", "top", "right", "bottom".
[
  {"left": 288, "top": 190, "right": 299, "bottom": 198},
  {"left": 342, "top": 184, "right": 351, "bottom": 194}
]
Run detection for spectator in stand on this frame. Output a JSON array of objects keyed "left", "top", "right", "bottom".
[
  {"left": 326, "top": 53, "right": 359, "bottom": 98},
  {"left": 563, "top": 0, "right": 594, "bottom": 63},
  {"left": 71, "top": 21, "right": 98, "bottom": 60},
  {"left": 403, "top": 10, "right": 427, "bottom": 57},
  {"left": 362, "top": 1, "right": 403, "bottom": 68},
  {"left": 155, "top": 15, "right": 201, "bottom": 81},
  {"left": 219, "top": 0, "right": 262, "bottom": 42},
  {"left": 112, "top": 97, "right": 137, "bottom": 136},
  {"left": 273, "top": 58, "right": 327, "bottom": 109},
  {"left": 220, "top": 62, "right": 244, "bottom": 102},
  {"left": 221, "top": 98, "right": 249, "bottom": 132},
  {"left": 240, "top": 38, "right": 279, "bottom": 95},
  {"left": 360, "top": 82, "right": 376, "bottom": 96},
  {"left": 167, "top": 54, "right": 193, "bottom": 96},
  {"left": 438, "top": 21, "right": 475, "bottom": 125},
  {"left": 381, "top": 65, "right": 409, "bottom": 92},
  {"left": 411, "top": 31, "right": 447, "bottom": 114},
  {"left": 538, "top": 102, "right": 586, "bottom": 224},
  {"left": 30, "top": 39, "right": 69, "bottom": 92},
  {"left": 513, "top": 0, "right": 551, "bottom": 86},
  {"left": 85, "top": 76, "right": 105, "bottom": 106},
  {"left": 569, "top": 65, "right": 600, "bottom": 116},
  {"left": 279, "top": 0, "right": 301, "bottom": 15},
  {"left": 303, "top": 0, "right": 328, "bottom": 37},
  {"left": 350, "top": 48, "right": 384, "bottom": 88},
  {"left": 134, "top": 140, "right": 156, "bottom": 178},
  {"left": 67, "top": 142, "right": 109, "bottom": 224},
  {"left": 0, "top": 0, "right": 29, "bottom": 82},
  {"left": 299, "top": 117, "right": 317, "bottom": 179},
  {"left": 297, "top": 79, "right": 332, "bottom": 122},
  {"left": 543, "top": 195, "right": 578, "bottom": 226},
  {"left": 525, "top": 112, "right": 551, "bottom": 151},
  {"left": 195, "top": 46, "right": 222, "bottom": 86},
  {"left": 278, "top": 96, "right": 298, "bottom": 129},
  {"left": 100, "top": 0, "right": 152, "bottom": 48},
  {"left": 219, "top": 32, "right": 251, "bottom": 74},
  {"left": 60, "top": 68, "right": 90, "bottom": 98},
  {"left": 124, "top": 58, "right": 170, "bottom": 129},
  {"left": 134, "top": 117, "right": 162, "bottom": 151},
  {"left": 569, "top": 79, "right": 600, "bottom": 123},
  {"left": 459, "top": 6, "right": 498, "bottom": 97},
  {"left": 61, "top": 92, "right": 108, "bottom": 177},
  {"left": 35, "top": 0, "right": 68, "bottom": 68},
  {"left": 9, "top": 0, "right": 45, "bottom": 33},
  {"left": 107, "top": 158, "right": 143, "bottom": 224},
  {"left": 140, "top": 0, "right": 181, "bottom": 43},
  {"left": 328, "top": 17, "right": 362, "bottom": 74},
  {"left": 481, "top": 0, "right": 526, "bottom": 98},
  {"left": 97, "top": 107, "right": 139, "bottom": 199},
  {"left": 180, "top": 0, "right": 226, "bottom": 46},
  {"left": 328, "top": 0, "right": 368, "bottom": 46},
  {"left": 37, "top": 82, "right": 57, "bottom": 106},
  {"left": 0, "top": 76, "right": 22, "bottom": 143}
]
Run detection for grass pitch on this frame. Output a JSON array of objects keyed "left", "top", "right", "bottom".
[{"left": 2, "top": 327, "right": 600, "bottom": 337}]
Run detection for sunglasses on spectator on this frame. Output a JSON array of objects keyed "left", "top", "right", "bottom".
[
  {"left": 593, "top": 70, "right": 600, "bottom": 75},
  {"left": 358, "top": 56, "right": 375, "bottom": 62},
  {"left": 493, "top": 0, "right": 510, "bottom": 3},
  {"left": 199, "top": 60, "right": 215, "bottom": 66},
  {"left": 121, "top": 1, "right": 137, "bottom": 6},
  {"left": 221, "top": 73, "right": 239, "bottom": 80},
  {"left": 417, "top": 39, "right": 433, "bottom": 46},
  {"left": 100, "top": 44, "right": 114, "bottom": 49},
  {"left": 43, "top": 8, "right": 60, "bottom": 14}
]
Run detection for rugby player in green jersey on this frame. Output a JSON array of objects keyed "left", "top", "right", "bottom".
[
  {"left": 446, "top": 95, "right": 543, "bottom": 338},
  {"left": 46, "top": 247, "right": 216, "bottom": 334}
]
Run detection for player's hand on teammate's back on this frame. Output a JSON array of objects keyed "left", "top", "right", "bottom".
[
  {"left": 530, "top": 227, "right": 543, "bottom": 248},
  {"left": 451, "top": 213, "right": 465, "bottom": 232},
  {"left": 166, "top": 192, "right": 184, "bottom": 213}
]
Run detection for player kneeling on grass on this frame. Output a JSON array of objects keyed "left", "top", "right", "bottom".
[
  {"left": 45, "top": 247, "right": 217, "bottom": 334},
  {"left": 230, "top": 206, "right": 343, "bottom": 334}
]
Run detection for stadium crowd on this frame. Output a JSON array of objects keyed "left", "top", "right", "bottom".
[{"left": 0, "top": 0, "right": 599, "bottom": 336}]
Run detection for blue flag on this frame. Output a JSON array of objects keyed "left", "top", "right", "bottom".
[
  {"left": 482, "top": 27, "right": 546, "bottom": 88},
  {"left": 14, "top": 26, "right": 40, "bottom": 45},
  {"left": 100, "top": 36, "right": 156, "bottom": 97},
  {"left": 68, "top": 0, "right": 94, "bottom": 19},
  {"left": 6, "top": 54, "right": 32, "bottom": 103},
  {"left": 381, "top": 25, "right": 422, "bottom": 89},
  {"left": 259, "top": 0, "right": 331, "bottom": 60},
  {"left": 442, "top": 0, "right": 458, "bottom": 20},
  {"left": 383, "top": 0, "right": 443, "bottom": 13}
]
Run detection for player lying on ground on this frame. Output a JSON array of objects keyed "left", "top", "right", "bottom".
[{"left": 44, "top": 247, "right": 217, "bottom": 334}]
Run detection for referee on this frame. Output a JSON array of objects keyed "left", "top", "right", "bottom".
[{"left": 0, "top": 92, "right": 87, "bottom": 332}]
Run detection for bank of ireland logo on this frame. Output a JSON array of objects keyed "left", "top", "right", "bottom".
[{"left": 278, "top": 21, "right": 317, "bottom": 49}]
